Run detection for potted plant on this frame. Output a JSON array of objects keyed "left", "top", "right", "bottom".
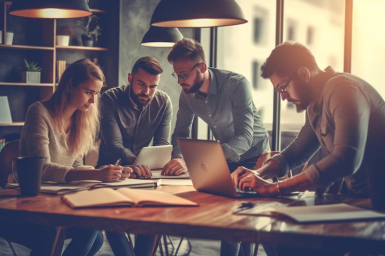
[
  {"left": 78, "top": 15, "right": 102, "bottom": 47},
  {"left": 56, "top": 25, "right": 74, "bottom": 46},
  {"left": 22, "top": 59, "right": 42, "bottom": 84}
]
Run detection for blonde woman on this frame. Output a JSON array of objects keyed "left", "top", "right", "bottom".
[{"left": 16, "top": 59, "right": 131, "bottom": 256}]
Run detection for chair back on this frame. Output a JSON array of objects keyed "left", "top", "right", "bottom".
[{"left": 0, "top": 140, "right": 20, "bottom": 188}]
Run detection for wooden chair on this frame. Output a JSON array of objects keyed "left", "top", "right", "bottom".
[{"left": 0, "top": 140, "right": 20, "bottom": 189}]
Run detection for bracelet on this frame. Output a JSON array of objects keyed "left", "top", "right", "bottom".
[{"left": 276, "top": 182, "right": 281, "bottom": 194}]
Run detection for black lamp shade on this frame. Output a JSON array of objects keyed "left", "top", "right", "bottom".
[
  {"left": 9, "top": 0, "right": 92, "bottom": 19},
  {"left": 151, "top": 0, "right": 247, "bottom": 28},
  {"left": 141, "top": 26, "right": 183, "bottom": 47}
]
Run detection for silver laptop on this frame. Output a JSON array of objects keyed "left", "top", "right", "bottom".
[
  {"left": 134, "top": 145, "right": 172, "bottom": 169},
  {"left": 134, "top": 145, "right": 190, "bottom": 179},
  {"left": 177, "top": 138, "right": 259, "bottom": 198}
]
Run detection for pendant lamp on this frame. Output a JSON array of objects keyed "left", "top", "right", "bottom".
[
  {"left": 141, "top": 26, "right": 183, "bottom": 47},
  {"left": 151, "top": 0, "right": 247, "bottom": 28},
  {"left": 9, "top": 0, "right": 92, "bottom": 19}
]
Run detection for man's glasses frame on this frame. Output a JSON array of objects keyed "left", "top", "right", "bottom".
[
  {"left": 172, "top": 62, "right": 202, "bottom": 80},
  {"left": 274, "top": 76, "right": 292, "bottom": 94}
]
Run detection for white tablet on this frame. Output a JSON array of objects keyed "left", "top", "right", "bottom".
[{"left": 133, "top": 145, "right": 173, "bottom": 170}]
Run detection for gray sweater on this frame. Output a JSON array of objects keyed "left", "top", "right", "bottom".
[{"left": 20, "top": 102, "right": 92, "bottom": 182}]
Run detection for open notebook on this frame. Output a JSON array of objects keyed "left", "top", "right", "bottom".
[
  {"left": 235, "top": 203, "right": 385, "bottom": 223},
  {"left": 62, "top": 187, "right": 198, "bottom": 208}
]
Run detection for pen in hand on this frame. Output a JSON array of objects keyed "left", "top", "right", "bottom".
[{"left": 115, "top": 158, "right": 121, "bottom": 166}]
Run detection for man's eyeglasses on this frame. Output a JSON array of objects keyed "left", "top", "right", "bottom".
[
  {"left": 172, "top": 62, "right": 202, "bottom": 80},
  {"left": 274, "top": 77, "right": 292, "bottom": 93}
]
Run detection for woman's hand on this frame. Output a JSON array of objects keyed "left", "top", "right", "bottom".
[
  {"left": 97, "top": 164, "right": 125, "bottom": 182},
  {"left": 231, "top": 166, "right": 275, "bottom": 196}
]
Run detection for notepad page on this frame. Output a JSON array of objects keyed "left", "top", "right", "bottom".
[
  {"left": 63, "top": 188, "right": 134, "bottom": 208},
  {"left": 274, "top": 203, "right": 385, "bottom": 223},
  {"left": 117, "top": 188, "right": 197, "bottom": 206}
]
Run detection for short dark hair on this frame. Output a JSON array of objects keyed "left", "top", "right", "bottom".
[
  {"left": 260, "top": 41, "right": 319, "bottom": 79},
  {"left": 132, "top": 56, "right": 163, "bottom": 75},
  {"left": 167, "top": 38, "right": 206, "bottom": 64}
]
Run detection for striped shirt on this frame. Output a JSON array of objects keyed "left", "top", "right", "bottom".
[{"left": 172, "top": 68, "right": 269, "bottom": 163}]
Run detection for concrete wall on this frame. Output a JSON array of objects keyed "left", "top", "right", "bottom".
[{"left": 119, "top": 0, "right": 195, "bottom": 133}]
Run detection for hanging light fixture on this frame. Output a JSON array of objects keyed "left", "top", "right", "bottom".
[
  {"left": 9, "top": 0, "right": 92, "bottom": 19},
  {"left": 151, "top": 0, "right": 247, "bottom": 28},
  {"left": 141, "top": 26, "right": 183, "bottom": 47}
]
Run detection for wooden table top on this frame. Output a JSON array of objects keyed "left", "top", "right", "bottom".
[{"left": 0, "top": 186, "right": 384, "bottom": 253}]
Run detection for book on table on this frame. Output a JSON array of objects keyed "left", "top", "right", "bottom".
[
  {"left": 6, "top": 179, "right": 158, "bottom": 195},
  {"left": 234, "top": 203, "right": 385, "bottom": 223},
  {"left": 6, "top": 183, "right": 87, "bottom": 195},
  {"left": 67, "top": 179, "right": 158, "bottom": 189},
  {"left": 62, "top": 187, "right": 198, "bottom": 208}
]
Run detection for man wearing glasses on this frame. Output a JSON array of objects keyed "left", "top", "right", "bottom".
[
  {"left": 162, "top": 38, "right": 270, "bottom": 256},
  {"left": 163, "top": 38, "right": 269, "bottom": 176},
  {"left": 232, "top": 41, "right": 385, "bottom": 255}
]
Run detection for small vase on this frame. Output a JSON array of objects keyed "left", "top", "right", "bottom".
[
  {"left": 56, "top": 35, "right": 70, "bottom": 46},
  {"left": 22, "top": 71, "right": 41, "bottom": 84},
  {"left": 83, "top": 39, "right": 94, "bottom": 47},
  {"left": 5, "top": 32, "right": 14, "bottom": 45}
]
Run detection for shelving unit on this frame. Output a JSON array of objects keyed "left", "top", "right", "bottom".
[
  {"left": 0, "top": 1, "right": 111, "bottom": 132},
  {"left": 0, "top": 122, "right": 24, "bottom": 127},
  {"left": 56, "top": 46, "right": 108, "bottom": 51}
]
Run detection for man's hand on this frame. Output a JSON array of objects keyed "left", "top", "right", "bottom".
[
  {"left": 97, "top": 165, "right": 124, "bottom": 182},
  {"left": 162, "top": 158, "right": 187, "bottom": 176},
  {"left": 128, "top": 165, "right": 152, "bottom": 179},
  {"left": 231, "top": 166, "right": 273, "bottom": 196}
]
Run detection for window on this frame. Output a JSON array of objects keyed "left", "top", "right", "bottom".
[
  {"left": 307, "top": 26, "right": 314, "bottom": 45},
  {"left": 281, "top": 0, "right": 345, "bottom": 131},
  {"left": 352, "top": 0, "right": 385, "bottom": 99},
  {"left": 217, "top": 0, "right": 276, "bottom": 127},
  {"left": 252, "top": 61, "right": 259, "bottom": 90}
]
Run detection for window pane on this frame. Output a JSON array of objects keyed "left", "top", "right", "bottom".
[
  {"left": 217, "top": 0, "right": 276, "bottom": 129},
  {"left": 281, "top": 0, "right": 345, "bottom": 133},
  {"left": 352, "top": 0, "right": 385, "bottom": 98}
]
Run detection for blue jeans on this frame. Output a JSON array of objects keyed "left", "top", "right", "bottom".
[
  {"left": 106, "top": 232, "right": 155, "bottom": 256},
  {"left": 63, "top": 229, "right": 104, "bottom": 256}
]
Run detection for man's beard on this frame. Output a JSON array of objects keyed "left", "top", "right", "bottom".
[
  {"left": 292, "top": 82, "right": 312, "bottom": 113},
  {"left": 182, "top": 75, "right": 204, "bottom": 94},
  {"left": 130, "top": 85, "right": 150, "bottom": 106}
]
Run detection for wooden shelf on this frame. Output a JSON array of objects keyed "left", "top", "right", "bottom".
[
  {"left": 56, "top": 46, "right": 108, "bottom": 51},
  {"left": 0, "top": 82, "right": 54, "bottom": 87},
  {"left": 0, "top": 44, "right": 54, "bottom": 50},
  {"left": 91, "top": 9, "right": 106, "bottom": 13},
  {"left": 0, "top": 122, "right": 24, "bottom": 126}
]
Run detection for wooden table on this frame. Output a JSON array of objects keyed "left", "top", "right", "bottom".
[{"left": 0, "top": 186, "right": 384, "bottom": 255}]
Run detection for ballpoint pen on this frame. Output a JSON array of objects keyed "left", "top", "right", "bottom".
[{"left": 115, "top": 158, "right": 121, "bottom": 166}]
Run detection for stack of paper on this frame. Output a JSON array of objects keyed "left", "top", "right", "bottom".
[{"left": 235, "top": 203, "right": 385, "bottom": 223}]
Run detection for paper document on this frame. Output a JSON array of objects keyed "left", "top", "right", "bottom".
[
  {"left": 236, "top": 203, "right": 385, "bottom": 223},
  {"left": 158, "top": 179, "right": 193, "bottom": 186}
]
